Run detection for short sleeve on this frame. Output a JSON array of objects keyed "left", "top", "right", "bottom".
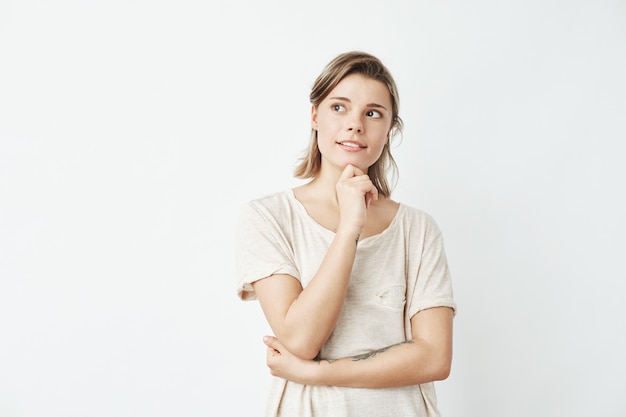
[
  {"left": 235, "top": 201, "right": 300, "bottom": 301},
  {"left": 406, "top": 214, "right": 456, "bottom": 319}
]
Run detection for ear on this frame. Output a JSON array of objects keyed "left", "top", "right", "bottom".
[
  {"left": 311, "top": 105, "right": 318, "bottom": 130},
  {"left": 386, "top": 123, "right": 395, "bottom": 142}
]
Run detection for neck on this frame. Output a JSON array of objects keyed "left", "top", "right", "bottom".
[
  {"left": 306, "top": 163, "right": 379, "bottom": 204},
  {"left": 306, "top": 171, "right": 342, "bottom": 204}
]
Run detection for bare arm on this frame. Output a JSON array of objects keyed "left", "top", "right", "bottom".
[
  {"left": 253, "top": 228, "right": 358, "bottom": 360},
  {"left": 263, "top": 306, "right": 454, "bottom": 387},
  {"left": 253, "top": 165, "right": 378, "bottom": 360}
]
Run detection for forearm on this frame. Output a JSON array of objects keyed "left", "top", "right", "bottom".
[
  {"left": 255, "top": 166, "right": 378, "bottom": 359},
  {"left": 263, "top": 308, "right": 454, "bottom": 387},
  {"left": 280, "top": 227, "right": 360, "bottom": 358},
  {"left": 306, "top": 338, "right": 451, "bottom": 388}
]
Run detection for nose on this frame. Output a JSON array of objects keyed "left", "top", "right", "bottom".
[{"left": 347, "top": 117, "right": 363, "bottom": 134}]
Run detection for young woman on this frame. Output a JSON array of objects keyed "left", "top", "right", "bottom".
[{"left": 236, "top": 51, "right": 456, "bottom": 417}]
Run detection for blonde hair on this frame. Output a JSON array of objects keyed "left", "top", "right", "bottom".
[{"left": 294, "top": 51, "right": 403, "bottom": 197}]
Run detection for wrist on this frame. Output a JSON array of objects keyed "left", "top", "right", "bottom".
[
  {"left": 335, "top": 225, "right": 362, "bottom": 243},
  {"left": 306, "top": 358, "right": 326, "bottom": 386}
]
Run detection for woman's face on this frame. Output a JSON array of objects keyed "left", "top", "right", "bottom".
[{"left": 312, "top": 73, "right": 393, "bottom": 174}]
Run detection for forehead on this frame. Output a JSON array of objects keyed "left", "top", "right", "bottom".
[{"left": 325, "top": 73, "right": 392, "bottom": 106}]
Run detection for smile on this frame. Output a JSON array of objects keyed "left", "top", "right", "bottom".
[{"left": 337, "top": 141, "right": 366, "bottom": 149}]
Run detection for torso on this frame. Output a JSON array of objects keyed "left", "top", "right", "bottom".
[{"left": 237, "top": 189, "right": 454, "bottom": 416}]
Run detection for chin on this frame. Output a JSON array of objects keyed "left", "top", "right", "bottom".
[
  {"left": 344, "top": 161, "right": 372, "bottom": 173},
  {"left": 323, "top": 155, "right": 373, "bottom": 173}
]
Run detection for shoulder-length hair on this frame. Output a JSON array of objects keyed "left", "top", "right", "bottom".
[{"left": 294, "top": 51, "right": 403, "bottom": 198}]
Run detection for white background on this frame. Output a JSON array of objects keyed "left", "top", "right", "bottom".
[{"left": 1, "top": 1, "right": 625, "bottom": 416}]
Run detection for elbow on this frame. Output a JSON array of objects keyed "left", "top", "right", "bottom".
[
  {"left": 433, "top": 361, "right": 451, "bottom": 381},
  {"left": 271, "top": 324, "right": 325, "bottom": 359},
  {"left": 281, "top": 338, "right": 322, "bottom": 360},
  {"left": 293, "top": 346, "right": 321, "bottom": 361},
  {"left": 417, "top": 362, "right": 450, "bottom": 383},
  {"left": 416, "top": 348, "right": 451, "bottom": 382},
  {"left": 430, "top": 353, "right": 452, "bottom": 381},
  {"left": 429, "top": 338, "right": 453, "bottom": 381}
]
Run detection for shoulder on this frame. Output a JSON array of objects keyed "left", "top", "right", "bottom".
[
  {"left": 396, "top": 202, "right": 443, "bottom": 236},
  {"left": 241, "top": 190, "right": 293, "bottom": 215},
  {"left": 396, "top": 202, "right": 435, "bottom": 223},
  {"left": 237, "top": 190, "right": 300, "bottom": 232}
]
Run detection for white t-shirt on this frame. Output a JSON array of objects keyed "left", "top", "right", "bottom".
[{"left": 236, "top": 190, "right": 456, "bottom": 417}]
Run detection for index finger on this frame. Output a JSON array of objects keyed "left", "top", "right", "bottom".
[{"left": 340, "top": 164, "right": 365, "bottom": 180}]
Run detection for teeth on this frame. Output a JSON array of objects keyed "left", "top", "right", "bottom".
[{"left": 340, "top": 142, "right": 360, "bottom": 148}]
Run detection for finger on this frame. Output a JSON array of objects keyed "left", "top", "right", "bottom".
[
  {"left": 263, "top": 335, "right": 282, "bottom": 352},
  {"left": 351, "top": 165, "right": 365, "bottom": 176},
  {"left": 339, "top": 164, "right": 364, "bottom": 180},
  {"left": 370, "top": 185, "right": 379, "bottom": 202},
  {"left": 367, "top": 183, "right": 380, "bottom": 207}
]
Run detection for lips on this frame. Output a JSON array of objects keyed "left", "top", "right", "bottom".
[{"left": 336, "top": 140, "right": 366, "bottom": 149}]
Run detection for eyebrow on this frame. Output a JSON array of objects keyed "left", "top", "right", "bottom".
[{"left": 328, "top": 97, "right": 388, "bottom": 111}]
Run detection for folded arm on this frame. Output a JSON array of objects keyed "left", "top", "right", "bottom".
[
  {"left": 263, "top": 306, "right": 454, "bottom": 387},
  {"left": 252, "top": 166, "right": 378, "bottom": 360},
  {"left": 252, "top": 227, "right": 359, "bottom": 360}
]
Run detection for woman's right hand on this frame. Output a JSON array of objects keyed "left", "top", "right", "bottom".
[{"left": 335, "top": 164, "right": 379, "bottom": 235}]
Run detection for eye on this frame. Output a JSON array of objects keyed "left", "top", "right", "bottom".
[
  {"left": 332, "top": 104, "right": 346, "bottom": 112},
  {"left": 366, "top": 109, "right": 382, "bottom": 119}
]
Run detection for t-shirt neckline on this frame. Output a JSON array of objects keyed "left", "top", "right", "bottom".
[{"left": 286, "top": 188, "right": 402, "bottom": 246}]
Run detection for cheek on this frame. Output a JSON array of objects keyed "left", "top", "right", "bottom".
[
  {"left": 316, "top": 122, "right": 338, "bottom": 142},
  {"left": 373, "top": 126, "right": 390, "bottom": 145},
  {"left": 372, "top": 143, "right": 387, "bottom": 159},
  {"left": 371, "top": 129, "right": 390, "bottom": 155},
  {"left": 315, "top": 129, "right": 333, "bottom": 153}
]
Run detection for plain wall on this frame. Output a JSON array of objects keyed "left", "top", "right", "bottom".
[{"left": 1, "top": 1, "right": 625, "bottom": 416}]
